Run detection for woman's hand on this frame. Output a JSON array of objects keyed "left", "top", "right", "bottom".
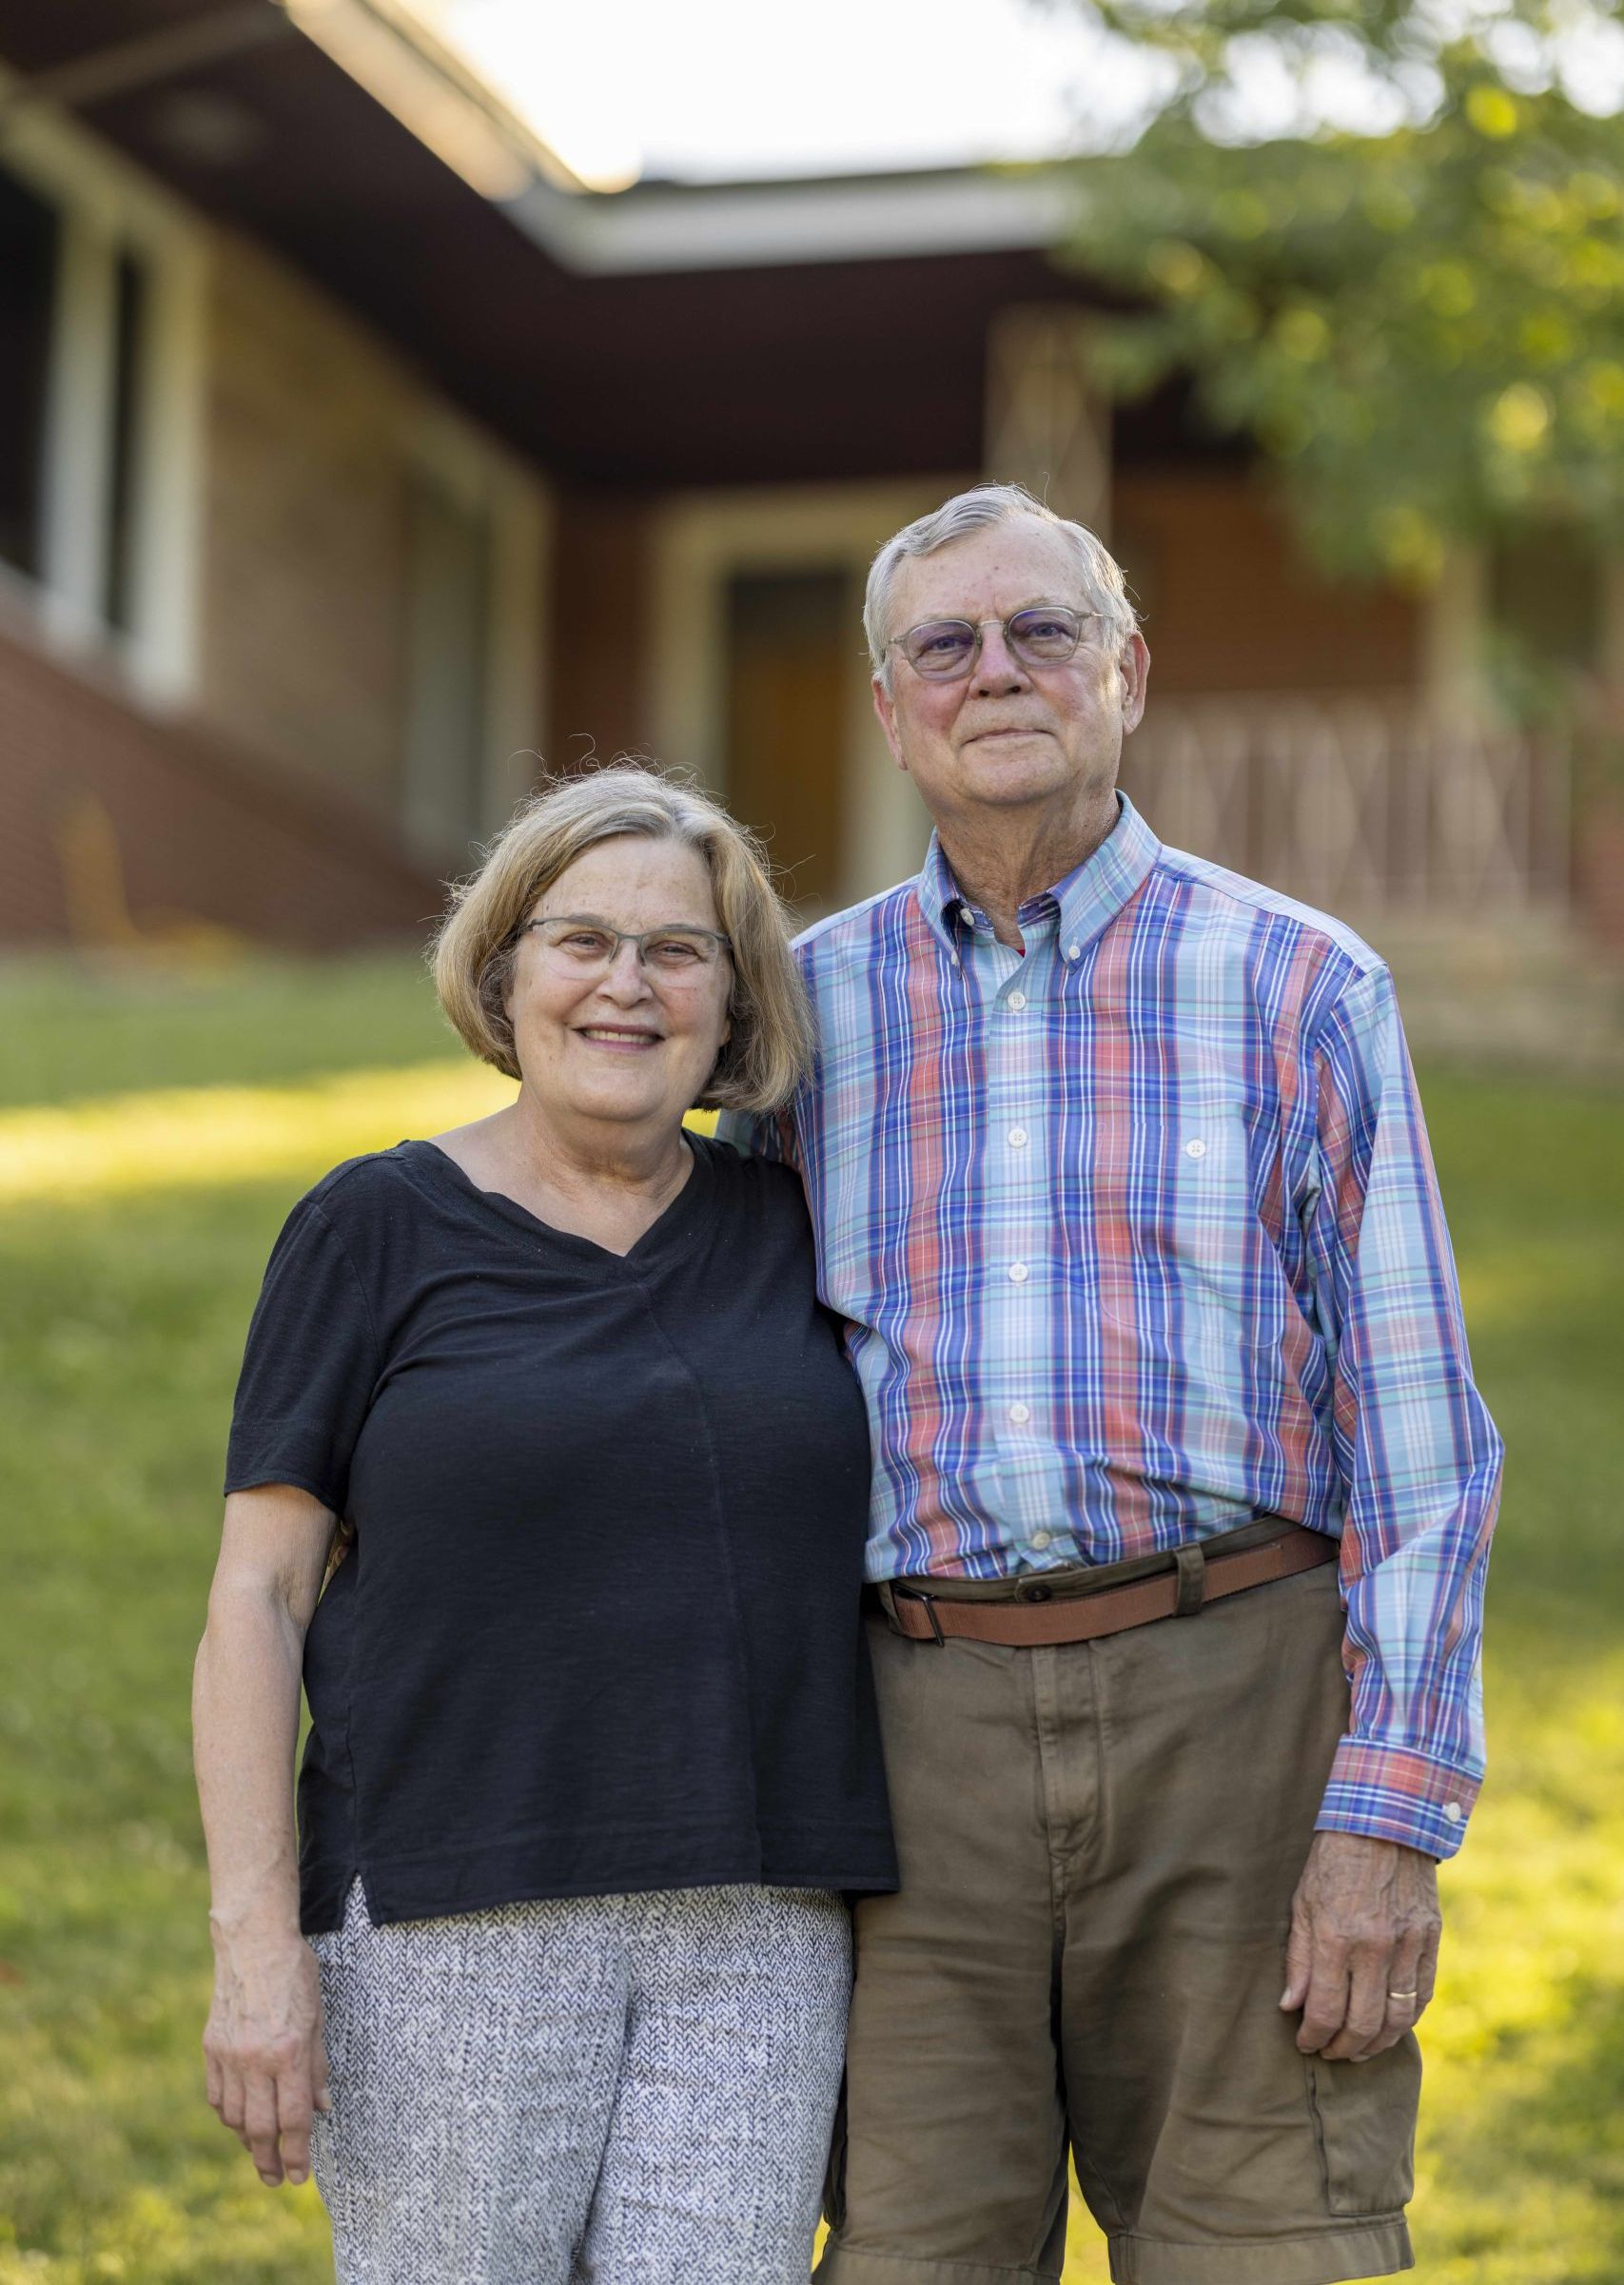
[{"left": 204, "top": 1917, "right": 331, "bottom": 2186}]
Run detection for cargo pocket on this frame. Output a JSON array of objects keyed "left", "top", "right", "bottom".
[
  {"left": 1307, "top": 2041, "right": 1421, "bottom": 2216},
  {"left": 823, "top": 2072, "right": 850, "bottom": 2233}
]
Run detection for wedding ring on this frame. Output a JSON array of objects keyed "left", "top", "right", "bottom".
[{"left": 1386, "top": 1988, "right": 1418, "bottom": 2001}]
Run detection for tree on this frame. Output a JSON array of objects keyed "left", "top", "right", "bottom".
[{"left": 1052, "top": 1, "right": 1624, "bottom": 601}]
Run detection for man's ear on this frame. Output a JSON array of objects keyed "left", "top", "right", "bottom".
[
  {"left": 1118, "top": 633, "right": 1152, "bottom": 736},
  {"left": 872, "top": 673, "right": 909, "bottom": 772}
]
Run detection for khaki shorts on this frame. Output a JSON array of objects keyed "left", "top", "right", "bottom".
[{"left": 815, "top": 1539, "right": 1419, "bottom": 2285}]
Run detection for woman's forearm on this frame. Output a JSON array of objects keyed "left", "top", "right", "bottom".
[
  {"left": 193, "top": 1576, "right": 307, "bottom": 1936},
  {"left": 194, "top": 1486, "right": 334, "bottom": 2186}
]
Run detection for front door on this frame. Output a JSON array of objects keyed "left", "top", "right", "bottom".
[{"left": 724, "top": 568, "right": 850, "bottom": 920}]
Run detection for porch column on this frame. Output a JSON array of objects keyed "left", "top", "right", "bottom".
[{"left": 983, "top": 306, "right": 1112, "bottom": 538}]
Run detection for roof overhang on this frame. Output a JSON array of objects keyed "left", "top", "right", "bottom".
[
  {"left": 507, "top": 164, "right": 1073, "bottom": 277},
  {"left": 0, "top": 1, "right": 1136, "bottom": 486}
]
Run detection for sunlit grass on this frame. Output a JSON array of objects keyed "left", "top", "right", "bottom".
[
  {"left": 0, "top": 1063, "right": 513, "bottom": 1205},
  {"left": 1, "top": 964, "right": 1619, "bottom": 2284},
  {"left": 0, "top": 950, "right": 452, "bottom": 1112}
]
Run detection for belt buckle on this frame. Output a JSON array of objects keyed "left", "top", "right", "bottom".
[{"left": 893, "top": 1585, "right": 947, "bottom": 1647}]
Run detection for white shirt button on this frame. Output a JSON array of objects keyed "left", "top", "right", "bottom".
[
  {"left": 1442, "top": 1802, "right": 1463, "bottom": 1824},
  {"left": 1029, "top": 1529, "right": 1052, "bottom": 1552},
  {"left": 1008, "top": 1261, "right": 1029, "bottom": 1284},
  {"left": 1184, "top": 1138, "right": 1207, "bottom": 1160},
  {"left": 1007, "top": 990, "right": 1027, "bottom": 1010},
  {"left": 1066, "top": 942, "right": 1081, "bottom": 961},
  {"left": 1008, "top": 1402, "right": 1031, "bottom": 1425},
  {"left": 1008, "top": 1126, "right": 1028, "bottom": 1149}
]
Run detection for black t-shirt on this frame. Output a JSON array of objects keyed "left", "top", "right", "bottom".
[{"left": 225, "top": 1132, "right": 895, "bottom": 1931}]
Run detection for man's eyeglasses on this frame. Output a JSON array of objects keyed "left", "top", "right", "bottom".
[
  {"left": 889, "top": 605, "right": 1096, "bottom": 681},
  {"left": 518, "top": 916, "right": 732, "bottom": 983}
]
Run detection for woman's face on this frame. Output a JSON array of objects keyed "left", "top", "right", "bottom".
[{"left": 506, "top": 836, "right": 733, "bottom": 1139}]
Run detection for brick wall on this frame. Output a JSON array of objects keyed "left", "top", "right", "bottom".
[
  {"left": 547, "top": 494, "right": 655, "bottom": 769},
  {"left": 1113, "top": 471, "right": 1419, "bottom": 694},
  {"left": 0, "top": 608, "right": 440, "bottom": 949},
  {"left": 1574, "top": 717, "right": 1624, "bottom": 949},
  {"left": 197, "top": 234, "right": 420, "bottom": 805}
]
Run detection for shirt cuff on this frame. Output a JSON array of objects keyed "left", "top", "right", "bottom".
[{"left": 1315, "top": 1736, "right": 1482, "bottom": 1861}]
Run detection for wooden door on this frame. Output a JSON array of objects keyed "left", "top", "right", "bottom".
[{"left": 724, "top": 569, "right": 850, "bottom": 917}]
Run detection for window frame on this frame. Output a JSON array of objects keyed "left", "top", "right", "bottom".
[
  {"left": 401, "top": 404, "right": 549, "bottom": 865},
  {"left": 0, "top": 74, "right": 206, "bottom": 703}
]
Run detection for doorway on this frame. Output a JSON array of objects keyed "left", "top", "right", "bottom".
[{"left": 724, "top": 568, "right": 850, "bottom": 917}]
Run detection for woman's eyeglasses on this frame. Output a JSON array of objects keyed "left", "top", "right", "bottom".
[
  {"left": 518, "top": 917, "right": 732, "bottom": 983},
  {"left": 890, "top": 605, "right": 1096, "bottom": 681}
]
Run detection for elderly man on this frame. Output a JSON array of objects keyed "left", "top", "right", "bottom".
[{"left": 734, "top": 483, "right": 1500, "bottom": 2285}]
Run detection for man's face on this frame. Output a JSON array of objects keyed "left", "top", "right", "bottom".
[{"left": 871, "top": 521, "right": 1150, "bottom": 831}]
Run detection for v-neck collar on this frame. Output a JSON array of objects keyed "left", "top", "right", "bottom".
[{"left": 400, "top": 1132, "right": 715, "bottom": 1273}]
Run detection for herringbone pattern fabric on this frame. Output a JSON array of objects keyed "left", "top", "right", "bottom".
[{"left": 310, "top": 1880, "right": 851, "bottom": 2283}]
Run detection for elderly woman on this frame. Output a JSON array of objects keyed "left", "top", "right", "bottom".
[{"left": 192, "top": 764, "right": 894, "bottom": 2285}]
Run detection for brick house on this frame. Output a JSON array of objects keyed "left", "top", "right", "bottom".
[{"left": 0, "top": 0, "right": 1596, "bottom": 950}]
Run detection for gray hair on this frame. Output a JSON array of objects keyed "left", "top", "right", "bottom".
[{"left": 864, "top": 482, "right": 1140, "bottom": 687}]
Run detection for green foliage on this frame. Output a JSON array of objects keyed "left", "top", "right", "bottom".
[
  {"left": 0, "top": 963, "right": 1619, "bottom": 2281},
  {"left": 1056, "top": 0, "right": 1624, "bottom": 586}
]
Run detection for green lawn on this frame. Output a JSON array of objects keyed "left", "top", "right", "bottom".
[
  {"left": 0, "top": 957, "right": 1620, "bottom": 2285},
  {"left": 0, "top": 947, "right": 451, "bottom": 1111}
]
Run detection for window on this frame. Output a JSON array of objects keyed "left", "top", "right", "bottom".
[
  {"left": 0, "top": 132, "right": 203, "bottom": 698},
  {"left": 401, "top": 424, "right": 546, "bottom": 865},
  {"left": 0, "top": 165, "right": 59, "bottom": 582},
  {"left": 402, "top": 470, "right": 494, "bottom": 860},
  {"left": 105, "top": 247, "right": 151, "bottom": 635}
]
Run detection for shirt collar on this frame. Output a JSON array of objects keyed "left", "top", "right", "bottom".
[{"left": 914, "top": 792, "right": 1161, "bottom": 959}]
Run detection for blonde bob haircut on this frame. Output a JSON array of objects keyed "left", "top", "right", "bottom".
[{"left": 432, "top": 762, "right": 814, "bottom": 1114}]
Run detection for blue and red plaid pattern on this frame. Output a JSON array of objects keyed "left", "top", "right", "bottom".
[{"left": 741, "top": 795, "right": 1501, "bottom": 1861}]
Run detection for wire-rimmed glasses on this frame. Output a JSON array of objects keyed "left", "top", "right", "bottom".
[
  {"left": 890, "top": 604, "right": 1097, "bottom": 680},
  {"left": 518, "top": 915, "right": 732, "bottom": 985}
]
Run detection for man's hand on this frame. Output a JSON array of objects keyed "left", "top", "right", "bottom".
[{"left": 1281, "top": 1831, "right": 1441, "bottom": 2061}]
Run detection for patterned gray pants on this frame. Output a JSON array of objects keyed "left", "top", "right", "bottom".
[{"left": 308, "top": 1880, "right": 851, "bottom": 2285}]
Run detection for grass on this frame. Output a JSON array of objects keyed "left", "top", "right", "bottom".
[
  {"left": 0, "top": 956, "right": 1620, "bottom": 2285},
  {"left": 0, "top": 948, "right": 452, "bottom": 1111}
]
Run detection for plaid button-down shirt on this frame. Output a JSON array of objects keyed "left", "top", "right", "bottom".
[{"left": 736, "top": 794, "right": 1501, "bottom": 1860}]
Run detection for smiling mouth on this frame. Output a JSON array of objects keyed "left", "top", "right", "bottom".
[{"left": 576, "top": 1026, "right": 663, "bottom": 1049}]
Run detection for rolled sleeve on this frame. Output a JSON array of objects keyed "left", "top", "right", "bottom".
[{"left": 1319, "top": 1736, "right": 1482, "bottom": 1861}]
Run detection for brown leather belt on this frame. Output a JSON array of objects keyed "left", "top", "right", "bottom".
[{"left": 881, "top": 1522, "right": 1337, "bottom": 1648}]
